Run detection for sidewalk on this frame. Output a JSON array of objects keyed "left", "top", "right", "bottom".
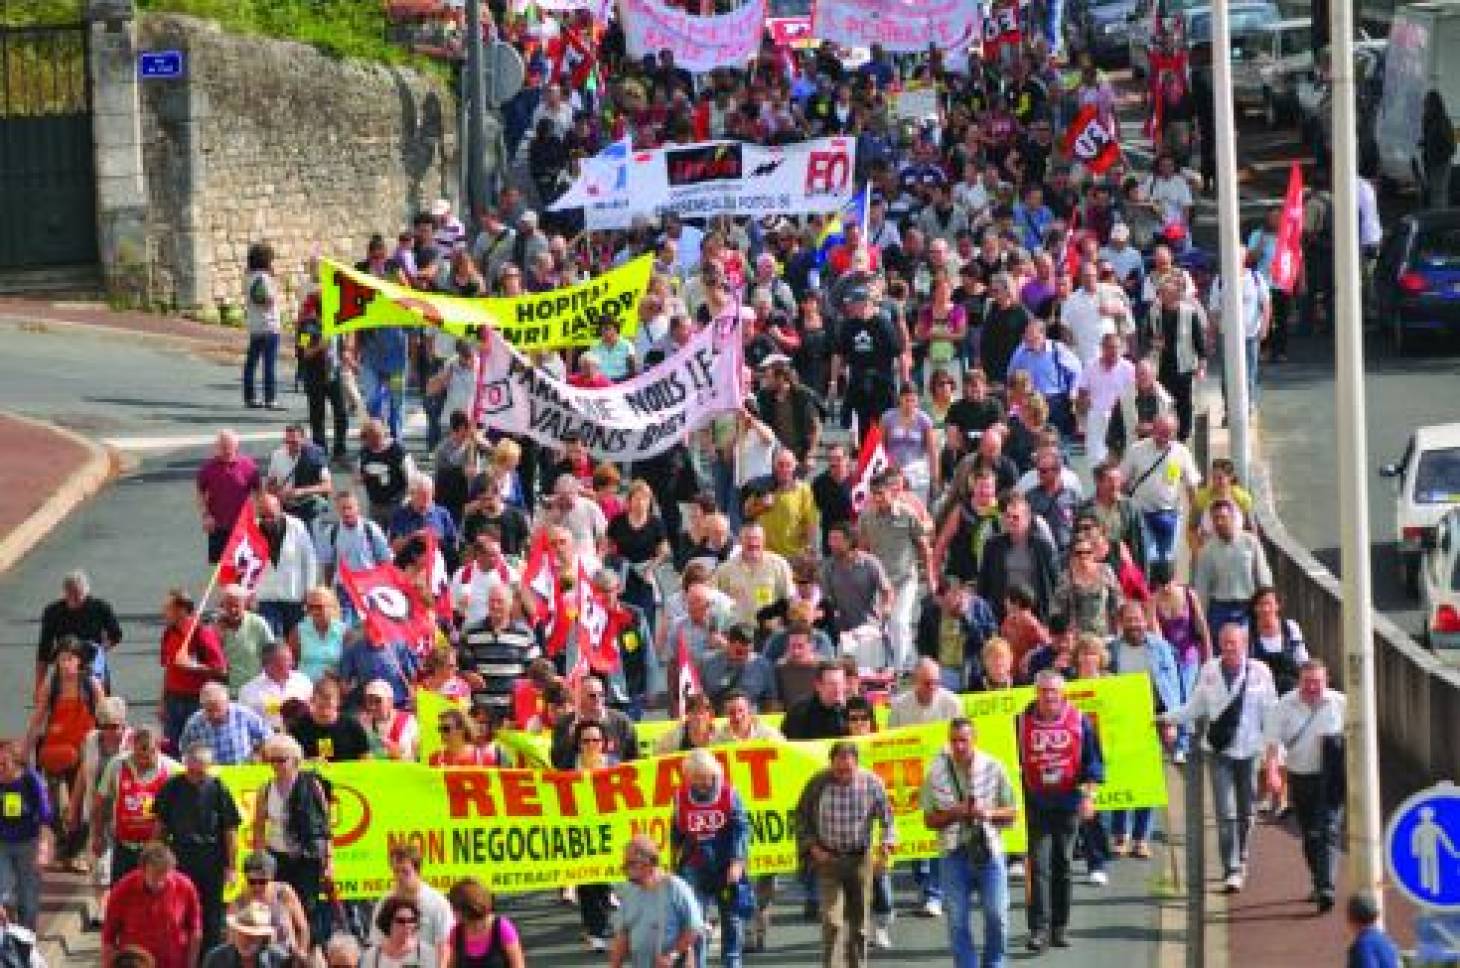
[
  {"left": 0, "top": 296, "right": 248, "bottom": 359},
  {"left": 0, "top": 412, "right": 115, "bottom": 575}
]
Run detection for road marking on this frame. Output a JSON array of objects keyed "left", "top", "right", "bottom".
[{"left": 104, "top": 413, "right": 428, "bottom": 453}]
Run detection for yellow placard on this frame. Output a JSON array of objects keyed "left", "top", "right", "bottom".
[
  {"left": 319, "top": 255, "right": 651, "bottom": 351},
  {"left": 216, "top": 676, "right": 1166, "bottom": 897},
  {"left": 1, "top": 792, "right": 21, "bottom": 819}
]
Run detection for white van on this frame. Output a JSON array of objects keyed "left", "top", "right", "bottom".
[{"left": 1375, "top": 0, "right": 1460, "bottom": 193}]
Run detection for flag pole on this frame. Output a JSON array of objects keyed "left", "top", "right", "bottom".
[{"left": 174, "top": 559, "right": 223, "bottom": 666}]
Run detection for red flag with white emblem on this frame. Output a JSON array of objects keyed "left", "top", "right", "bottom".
[
  {"left": 421, "top": 529, "right": 454, "bottom": 623},
  {"left": 849, "top": 424, "right": 890, "bottom": 517},
  {"left": 1270, "top": 163, "right": 1305, "bottom": 293},
  {"left": 218, "top": 508, "right": 271, "bottom": 593},
  {"left": 674, "top": 630, "right": 703, "bottom": 716},
  {"left": 1062, "top": 105, "right": 1121, "bottom": 176},
  {"left": 338, "top": 562, "right": 435, "bottom": 651}
]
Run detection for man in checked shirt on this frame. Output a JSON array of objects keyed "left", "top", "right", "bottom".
[{"left": 794, "top": 740, "right": 897, "bottom": 968}]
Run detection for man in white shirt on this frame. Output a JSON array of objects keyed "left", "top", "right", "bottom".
[
  {"left": 369, "top": 843, "right": 456, "bottom": 964},
  {"left": 239, "top": 643, "right": 313, "bottom": 731},
  {"left": 1059, "top": 263, "right": 1111, "bottom": 367},
  {"left": 1263, "top": 659, "right": 1346, "bottom": 913},
  {"left": 1118, "top": 413, "right": 1201, "bottom": 570},
  {"left": 1161, "top": 624, "right": 1278, "bottom": 892},
  {"left": 1075, "top": 332, "right": 1136, "bottom": 466},
  {"left": 1143, "top": 154, "right": 1194, "bottom": 231},
  {"left": 1208, "top": 249, "right": 1271, "bottom": 414}
]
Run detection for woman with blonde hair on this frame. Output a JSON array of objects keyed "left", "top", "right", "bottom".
[
  {"left": 974, "top": 637, "right": 1019, "bottom": 691},
  {"left": 289, "top": 586, "right": 345, "bottom": 682}
]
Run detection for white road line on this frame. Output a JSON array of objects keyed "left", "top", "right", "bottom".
[{"left": 105, "top": 413, "right": 428, "bottom": 452}]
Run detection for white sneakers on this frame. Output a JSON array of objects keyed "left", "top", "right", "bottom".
[
  {"left": 1008, "top": 860, "right": 1027, "bottom": 879},
  {"left": 1089, "top": 870, "right": 1110, "bottom": 887},
  {"left": 873, "top": 926, "right": 894, "bottom": 949},
  {"left": 1224, "top": 872, "right": 1245, "bottom": 893},
  {"left": 919, "top": 898, "right": 944, "bottom": 918},
  {"left": 586, "top": 935, "right": 609, "bottom": 952}
]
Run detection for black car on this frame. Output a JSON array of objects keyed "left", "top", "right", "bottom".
[
  {"left": 1068, "top": 0, "right": 1139, "bottom": 66},
  {"left": 1372, "top": 210, "right": 1460, "bottom": 353}
]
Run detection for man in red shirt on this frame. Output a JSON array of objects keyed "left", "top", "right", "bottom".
[
  {"left": 159, "top": 588, "right": 228, "bottom": 751},
  {"left": 101, "top": 843, "right": 202, "bottom": 968},
  {"left": 196, "top": 429, "right": 261, "bottom": 563}
]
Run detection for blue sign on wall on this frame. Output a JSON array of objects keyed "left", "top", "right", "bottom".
[
  {"left": 1386, "top": 782, "right": 1460, "bottom": 911},
  {"left": 138, "top": 50, "right": 185, "bottom": 80}
]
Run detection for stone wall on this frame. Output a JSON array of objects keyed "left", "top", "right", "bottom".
[{"left": 136, "top": 14, "right": 457, "bottom": 315}]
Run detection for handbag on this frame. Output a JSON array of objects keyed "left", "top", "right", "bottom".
[{"left": 1204, "top": 668, "right": 1249, "bottom": 754}]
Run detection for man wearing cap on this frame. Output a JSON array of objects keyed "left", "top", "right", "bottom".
[
  {"left": 832, "top": 284, "right": 906, "bottom": 445},
  {"left": 756, "top": 356, "right": 822, "bottom": 462},
  {"left": 359, "top": 678, "right": 419, "bottom": 761},
  {"left": 156, "top": 741, "right": 242, "bottom": 953}
]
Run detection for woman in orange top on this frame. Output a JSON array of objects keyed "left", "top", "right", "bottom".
[{"left": 26, "top": 637, "right": 104, "bottom": 871}]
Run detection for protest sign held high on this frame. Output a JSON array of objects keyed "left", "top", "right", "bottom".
[
  {"left": 319, "top": 255, "right": 652, "bottom": 350},
  {"left": 471, "top": 310, "right": 745, "bottom": 460},
  {"left": 620, "top": 0, "right": 767, "bottom": 73},
  {"left": 812, "top": 0, "right": 981, "bottom": 52}
]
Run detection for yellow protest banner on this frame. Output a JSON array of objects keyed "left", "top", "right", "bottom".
[
  {"left": 319, "top": 254, "right": 651, "bottom": 351},
  {"left": 216, "top": 676, "right": 1166, "bottom": 897}
]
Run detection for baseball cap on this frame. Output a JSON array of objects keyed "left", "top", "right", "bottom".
[
  {"left": 364, "top": 679, "right": 395, "bottom": 701},
  {"left": 1110, "top": 223, "right": 1131, "bottom": 242},
  {"left": 758, "top": 353, "right": 793, "bottom": 370}
]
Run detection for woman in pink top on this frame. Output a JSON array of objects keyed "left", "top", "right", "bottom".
[
  {"left": 916, "top": 271, "right": 968, "bottom": 396},
  {"left": 445, "top": 878, "right": 524, "bottom": 967}
]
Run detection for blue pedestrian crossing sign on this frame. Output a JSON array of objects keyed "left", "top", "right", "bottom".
[{"left": 1386, "top": 782, "right": 1460, "bottom": 910}]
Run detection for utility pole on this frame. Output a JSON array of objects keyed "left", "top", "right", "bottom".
[
  {"left": 1211, "top": 0, "right": 1251, "bottom": 481},
  {"left": 464, "top": 0, "right": 488, "bottom": 216},
  {"left": 1330, "top": 0, "right": 1385, "bottom": 922}
]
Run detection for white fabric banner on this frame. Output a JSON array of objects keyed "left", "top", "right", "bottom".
[
  {"left": 473, "top": 314, "right": 744, "bottom": 460},
  {"left": 620, "top": 0, "right": 766, "bottom": 73},
  {"left": 812, "top": 0, "right": 980, "bottom": 52},
  {"left": 565, "top": 137, "right": 858, "bottom": 227}
]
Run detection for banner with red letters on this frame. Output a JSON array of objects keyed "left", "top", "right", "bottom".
[
  {"left": 813, "top": 0, "right": 979, "bottom": 52},
  {"left": 580, "top": 137, "right": 858, "bottom": 228},
  {"left": 620, "top": 0, "right": 766, "bottom": 73}
]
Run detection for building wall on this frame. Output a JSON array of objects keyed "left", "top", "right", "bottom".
[{"left": 134, "top": 14, "right": 457, "bottom": 313}]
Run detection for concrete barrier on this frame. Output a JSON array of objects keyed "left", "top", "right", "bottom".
[{"left": 1253, "top": 502, "right": 1460, "bottom": 785}]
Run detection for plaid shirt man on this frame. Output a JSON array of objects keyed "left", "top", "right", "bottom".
[
  {"left": 178, "top": 703, "right": 271, "bottom": 765},
  {"left": 816, "top": 769, "right": 896, "bottom": 853}
]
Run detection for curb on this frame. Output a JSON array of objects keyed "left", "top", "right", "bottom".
[
  {"left": 0, "top": 410, "right": 118, "bottom": 576},
  {"left": 0, "top": 311, "right": 247, "bottom": 362}
]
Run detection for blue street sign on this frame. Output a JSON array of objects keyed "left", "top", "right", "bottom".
[
  {"left": 137, "top": 50, "right": 185, "bottom": 80},
  {"left": 1386, "top": 782, "right": 1460, "bottom": 911}
]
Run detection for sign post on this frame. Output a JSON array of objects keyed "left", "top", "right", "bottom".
[{"left": 1385, "top": 782, "right": 1460, "bottom": 960}]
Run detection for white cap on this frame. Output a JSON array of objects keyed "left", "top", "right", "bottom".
[{"left": 430, "top": 198, "right": 452, "bottom": 218}]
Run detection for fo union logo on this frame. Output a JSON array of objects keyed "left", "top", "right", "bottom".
[
  {"left": 805, "top": 149, "right": 851, "bottom": 196},
  {"left": 1029, "top": 728, "right": 1074, "bottom": 753}
]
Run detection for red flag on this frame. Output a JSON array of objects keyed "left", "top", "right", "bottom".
[
  {"left": 218, "top": 508, "right": 271, "bottom": 593},
  {"left": 1145, "top": 49, "right": 1189, "bottom": 141},
  {"left": 1062, "top": 105, "right": 1121, "bottom": 175},
  {"left": 981, "top": 1, "right": 1022, "bottom": 59},
  {"left": 521, "top": 529, "right": 556, "bottom": 626},
  {"left": 1270, "top": 163, "right": 1305, "bottom": 293},
  {"left": 849, "top": 424, "right": 891, "bottom": 516},
  {"left": 420, "top": 530, "right": 454, "bottom": 623},
  {"left": 673, "top": 630, "right": 703, "bottom": 717},
  {"left": 338, "top": 562, "right": 435, "bottom": 652},
  {"left": 565, "top": 649, "right": 591, "bottom": 699}
]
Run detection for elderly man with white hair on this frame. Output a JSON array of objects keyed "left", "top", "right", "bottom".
[
  {"left": 196, "top": 428, "right": 262, "bottom": 563},
  {"left": 540, "top": 475, "right": 608, "bottom": 568},
  {"left": 670, "top": 748, "right": 751, "bottom": 967},
  {"left": 252, "top": 493, "right": 319, "bottom": 638},
  {"left": 215, "top": 583, "right": 275, "bottom": 695},
  {"left": 36, "top": 567, "right": 122, "bottom": 690},
  {"left": 179, "top": 683, "right": 272, "bottom": 766},
  {"left": 388, "top": 473, "right": 460, "bottom": 565}
]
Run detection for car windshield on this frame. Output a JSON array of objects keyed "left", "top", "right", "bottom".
[
  {"left": 1286, "top": 27, "right": 1312, "bottom": 54},
  {"left": 1413, "top": 229, "right": 1460, "bottom": 270},
  {"left": 1415, "top": 447, "right": 1460, "bottom": 504},
  {"left": 1190, "top": 9, "right": 1273, "bottom": 40}
]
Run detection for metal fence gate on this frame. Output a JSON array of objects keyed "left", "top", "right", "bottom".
[{"left": 0, "top": 17, "right": 97, "bottom": 270}]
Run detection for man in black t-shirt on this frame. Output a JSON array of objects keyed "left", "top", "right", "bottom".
[
  {"left": 980, "top": 274, "right": 1033, "bottom": 386},
  {"left": 945, "top": 368, "right": 1007, "bottom": 443},
  {"left": 36, "top": 570, "right": 122, "bottom": 688},
  {"left": 831, "top": 287, "right": 906, "bottom": 444},
  {"left": 289, "top": 681, "right": 371, "bottom": 763},
  {"left": 463, "top": 489, "right": 530, "bottom": 557}
]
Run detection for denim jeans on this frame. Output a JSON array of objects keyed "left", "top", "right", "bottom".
[
  {"left": 243, "top": 332, "right": 279, "bottom": 405},
  {"left": 940, "top": 847, "right": 1008, "bottom": 968},
  {"left": 693, "top": 883, "right": 744, "bottom": 968},
  {"left": 1044, "top": 0, "right": 1066, "bottom": 54},
  {"left": 1027, "top": 806, "right": 1080, "bottom": 934},
  {"left": 1244, "top": 335, "right": 1261, "bottom": 410},
  {"left": 0, "top": 839, "right": 40, "bottom": 928},
  {"left": 1110, "top": 808, "right": 1154, "bottom": 843},
  {"left": 713, "top": 455, "right": 740, "bottom": 531},
  {"left": 1141, "top": 509, "right": 1182, "bottom": 569},
  {"left": 1174, "top": 657, "right": 1200, "bottom": 756},
  {"left": 1210, "top": 754, "right": 1257, "bottom": 876},
  {"left": 912, "top": 856, "right": 943, "bottom": 902},
  {"left": 358, "top": 364, "right": 406, "bottom": 442},
  {"left": 1081, "top": 814, "right": 1110, "bottom": 874}
]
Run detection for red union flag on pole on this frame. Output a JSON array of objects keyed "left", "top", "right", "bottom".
[
  {"left": 1062, "top": 105, "right": 1121, "bottom": 175},
  {"left": 338, "top": 562, "right": 435, "bottom": 651},
  {"left": 1270, "top": 163, "right": 1305, "bottom": 293},
  {"left": 849, "top": 423, "right": 891, "bottom": 516},
  {"left": 673, "top": 629, "right": 703, "bottom": 717},
  {"left": 218, "top": 508, "right": 271, "bottom": 593}
]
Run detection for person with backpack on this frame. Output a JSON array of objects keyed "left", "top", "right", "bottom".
[
  {"left": 243, "top": 242, "right": 284, "bottom": 411},
  {"left": 443, "top": 879, "right": 524, "bottom": 968},
  {"left": 25, "top": 638, "right": 103, "bottom": 871}
]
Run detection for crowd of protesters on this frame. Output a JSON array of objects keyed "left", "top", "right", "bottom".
[{"left": 0, "top": 4, "right": 1359, "bottom": 967}]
